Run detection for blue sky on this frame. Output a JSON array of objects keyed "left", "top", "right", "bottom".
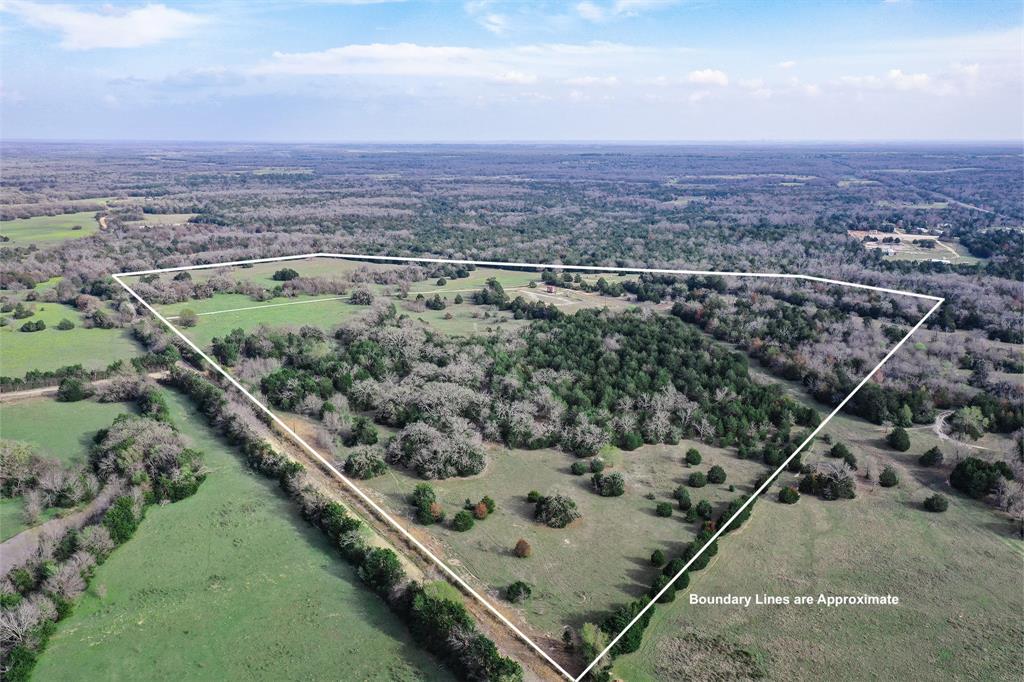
[{"left": 1, "top": 0, "right": 1021, "bottom": 141}]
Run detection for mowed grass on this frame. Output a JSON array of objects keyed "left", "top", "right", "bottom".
[
  {"left": 612, "top": 411, "right": 1024, "bottom": 681},
  {"left": 34, "top": 389, "right": 454, "bottom": 682},
  {"left": 0, "top": 211, "right": 100, "bottom": 245},
  {"left": 363, "top": 439, "right": 769, "bottom": 636},
  {"left": 0, "top": 302, "right": 144, "bottom": 376},
  {"left": 0, "top": 397, "right": 131, "bottom": 467}
]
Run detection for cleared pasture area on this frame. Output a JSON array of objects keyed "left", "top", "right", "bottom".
[
  {"left": 0, "top": 211, "right": 101, "bottom": 245},
  {"left": 0, "top": 397, "right": 130, "bottom": 467},
  {"left": 363, "top": 439, "right": 770, "bottom": 637},
  {"left": 0, "top": 301, "right": 143, "bottom": 376},
  {"left": 34, "top": 389, "right": 454, "bottom": 681}
]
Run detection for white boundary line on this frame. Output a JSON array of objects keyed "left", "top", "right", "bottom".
[
  {"left": 113, "top": 253, "right": 943, "bottom": 681},
  {"left": 165, "top": 295, "right": 349, "bottom": 319}
]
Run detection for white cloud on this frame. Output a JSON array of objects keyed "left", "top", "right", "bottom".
[
  {"left": 480, "top": 13, "right": 509, "bottom": 35},
  {"left": 886, "top": 68, "right": 931, "bottom": 91},
  {"left": 2, "top": 1, "right": 206, "bottom": 50},
  {"left": 778, "top": 60, "right": 797, "bottom": 69},
  {"left": 688, "top": 68, "right": 729, "bottom": 86},
  {"left": 564, "top": 75, "right": 620, "bottom": 86},
  {"left": 688, "top": 89, "right": 710, "bottom": 103},
  {"left": 577, "top": 0, "right": 676, "bottom": 22},
  {"left": 255, "top": 41, "right": 677, "bottom": 83},
  {"left": 576, "top": 1, "right": 606, "bottom": 22}
]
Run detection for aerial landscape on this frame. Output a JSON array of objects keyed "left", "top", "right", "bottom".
[{"left": 1, "top": 2, "right": 1022, "bottom": 681}]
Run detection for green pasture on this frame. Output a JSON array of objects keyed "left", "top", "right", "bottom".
[
  {"left": 0, "top": 397, "right": 131, "bottom": 467},
  {"left": 0, "top": 301, "right": 144, "bottom": 377},
  {"left": 34, "top": 389, "right": 453, "bottom": 681},
  {"left": 0, "top": 211, "right": 101, "bottom": 246}
]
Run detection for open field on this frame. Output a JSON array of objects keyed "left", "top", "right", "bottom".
[
  {"left": 0, "top": 498, "right": 62, "bottom": 542},
  {"left": 0, "top": 211, "right": 101, "bottom": 245},
  {"left": 0, "top": 397, "right": 130, "bottom": 466},
  {"left": 127, "top": 213, "right": 197, "bottom": 226},
  {"left": 612, "top": 401, "right": 1024, "bottom": 680},
  {"left": 34, "top": 389, "right": 454, "bottom": 681},
  {"left": 363, "top": 439, "right": 771, "bottom": 638},
  {"left": 0, "top": 301, "right": 143, "bottom": 376}
]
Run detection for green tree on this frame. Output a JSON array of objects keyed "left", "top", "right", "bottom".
[
  {"left": 949, "top": 406, "right": 990, "bottom": 441},
  {"left": 887, "top": 426, "right": 911, "bottom": 452}
]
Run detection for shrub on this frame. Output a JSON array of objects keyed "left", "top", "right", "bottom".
[
  {"left": 592, "top": 472, "right": 625, "bottom": 497},
  {"left": 923, "top": 494, "right": 949, "bottom": 512},
  {"left": 177, "top": 309, "right": 198, "bottom": 328},
  {"left": 103, "top": 496, "right": 140, "bottom": 545},
  {"left": 879, "top": 465, "right": 899, "bottom": 487},
  {"left": 949, "top": 457, "right": 1014, "bottom": 499},
  {"left": 436, "top": 277, "right": 447, "bottom": 286},
  {"left": 345, "top": 416, "right": 378, "bottom": 446},
  {"left": 663, "top": 557, "right": 686, "bottom": 577},
  {"left": 650, "top": 549, "right": 666, "bottom": 567},
  {"left": 343, "top": 448, "right": 388, "bottom": 479},
  {"left": 513, "top": 538, "right": 532, "bottom": 558},
  {"left": 19, "top": 320, "right": 45, "bottom": 332},
  {"left": 695, "top": 499, "right": 713, "bottom": 519},
  {"left": 357, "top": 547, "right": 405, "bottom": 595},
  {"left": 589, "top": 457, "right": 605, "bottom": 473},
  {"left": 655, "top": 502, "right": 673, "bottom": 517},
  {"left": 56, "top": 318, "right": 75, "bottom": 330},
  {"left": 56, "top": 377, "right": 90, "bottom": 402},
  {"left": 350, "top": 288, "right": 374, "bottom": 305},
  {"left": 410, "top": 483, "right": 443, "bottom": 524},
  {"left": 649, "top": 574, "right": 676, "bottom": 603},
  {"left": 843, "top": 452, "right": 858, "bottom": 470},
  {"left": 619, "top": 431, "right": 643, "bottom": 451},
  {"left": 707, "top": 465, "right": 727, "bottom": 484},
  {"left": 800, "top": 464, "right": 857, "bottom": 500},
  {"left": 684, "top": 507, "right": 698, "bottom": 522},
  {"left": 471, "top": 501, "right": 488, "bottom": 520},
  {"left": 526, "top": 490, "right": 541, "bottom": 503},
  {"left": 505, "top": 581, "right": 532, "bottom": 603},
  {"left": 887, "top": 426, "right": 911, "bottom": 452},
  {"left": 688, "top": 472, "right": 707, "bottom": 488},
  {"left": 685, "top": 448, "right": 702, "bottom": 465},
  {"left": 272, "top": 267, "right": 300, "bottom": 281},
  {"left": 673, "top": 485, "right": 691, "bottom": 510},
  {"left": 778, "top": 486, "right": 800, "bottom": 504},
  {"left": 534, "top": 494, "right": 581, "bottom": 528},
  {"left": 570, "top": 461, "right": 587, "bottom": 475},
  {"left": 919, "top": 446, "right": 944, "bottom": 467},
  {"left": 452, "top": 510, "right": 475, "bottom": 531},
  {"left": 829, "top": 442, "right": 852, "bottom": 459}
]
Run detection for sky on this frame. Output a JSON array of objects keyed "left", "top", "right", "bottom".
[{"left": 1, "top": 0, "right": 1021, "bottom": 142}]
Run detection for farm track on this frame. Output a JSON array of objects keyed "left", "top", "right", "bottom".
[{"left": 0, "top": 371, "right": 168, "bottom": 403}]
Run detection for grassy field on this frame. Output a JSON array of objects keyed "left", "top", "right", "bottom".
[
  {"left": 127, "top": 213, "right": 196, "bottom": 226},
  {"left": 0, "top": 498, "right": 62, "bottom": 542},
  {"left": 0, "top": 301, "right": 144, "bottom": 376},
  {"left": 363, "top": 439, "right": 769, "bottom": 637},
  {"left": 612, "top": 409, "right": 1024, "bottom": 680},
  {"left": 0, "top": 211, "right": 101, "bottom": 245},
  {"left": 34, "top": 389, "right": 454, "bottom": 682},
  {"left": 0, "top": 397, "right": 131, "bottom": 467}
]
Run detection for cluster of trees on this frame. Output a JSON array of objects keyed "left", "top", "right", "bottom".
[
  {"left": 799, "top": 462, "right": 857, "bottom": 500},
  {"left": 532, "top": 493, "right": 580, "bottom": 528}
]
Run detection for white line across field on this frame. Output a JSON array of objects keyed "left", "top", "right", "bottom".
[
  {"left": 114, "top": 252, "right": 943, "bottom": 682},
  {"left": 165, "top": 296, "right": 348, "bottom": 319}
]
